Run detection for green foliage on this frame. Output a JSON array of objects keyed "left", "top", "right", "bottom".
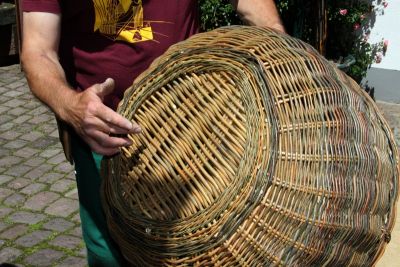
[
  {"left": 199, "top": 0, "right": 386, "bottom": 83},
  {"left": 199, "top": 0, "right": 241, "bottom": 32}
]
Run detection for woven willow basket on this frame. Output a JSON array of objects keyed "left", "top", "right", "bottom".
[{"left": 101, "top": 26, "right": 399, "bottom": 266}]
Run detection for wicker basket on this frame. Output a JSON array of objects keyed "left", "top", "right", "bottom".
[{"left": 101, "top": 26, "right": 399, "bottom": 266}]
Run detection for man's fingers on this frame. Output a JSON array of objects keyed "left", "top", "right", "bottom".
[
  {"left": 95, "top": 78, "right": 115, "bottom": 99},
  {"left": 74, "top": 80, "right": 142, "bottom": 155},
  {"left": 88, "top": 116, "right": 134, "bottom": 136},
  {"left": 97, "top": 105, "right": 141, "bottom": 133},
  {"left": 83, "top": 131, "right": 132, "bottom": 156}
]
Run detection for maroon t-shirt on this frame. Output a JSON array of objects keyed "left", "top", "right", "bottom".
[{"left": 22, "top": 0, "right": 199, "bottom": 109}]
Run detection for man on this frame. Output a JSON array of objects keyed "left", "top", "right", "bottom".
[{"left": 21, "top": 0, "right": 284, "bottom": 265}]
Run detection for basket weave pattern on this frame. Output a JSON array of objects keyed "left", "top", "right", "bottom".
[{"left": 102, "top": 26, "right": 399, "bottom": 266}]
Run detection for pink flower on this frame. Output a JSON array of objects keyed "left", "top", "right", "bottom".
[
  {"left": 353, "top": 23, "right": 361, "bottom": 31},
  {"left": 383, "top": 1, "right": 388, "bottom": 8},
  {"left": 339, "top": 9, "right": 348, "bottom": 15},
  {"left": 375, "top": 52, "right": 383, "bottom": 63},
  {"left": 360, "top": 14, "right": 366, "bottom": 20},
  {"left": 383, "top": 39, "right": 389, "bottom": 48},
  {"left": 383, "top": 39, "right": 389, "bottom": 53}
]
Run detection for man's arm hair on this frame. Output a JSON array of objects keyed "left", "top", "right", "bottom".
[{"left": 230, "top": 0, "right": 285, "bottom": 32}]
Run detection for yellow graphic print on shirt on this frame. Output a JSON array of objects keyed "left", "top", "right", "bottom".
[{"left": 92, "top": 0, "right": 154, "bottom": 43}]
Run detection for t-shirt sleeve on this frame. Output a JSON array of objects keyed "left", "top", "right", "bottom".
[{"left": 22, "top": 0, "right": 61, "bottom": 14}]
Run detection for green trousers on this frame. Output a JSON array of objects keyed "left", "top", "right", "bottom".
[{"left": 71, "top": 136, "right": 126, "bottom": 266}]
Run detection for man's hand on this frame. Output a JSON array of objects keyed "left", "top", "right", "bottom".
[{"left": 66, "top": 78, "right": 141, "bottom": 156}]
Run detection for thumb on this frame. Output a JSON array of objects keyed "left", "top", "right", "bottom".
[{"left": 95, "top": 78, "right": 115, "bottom": 99}]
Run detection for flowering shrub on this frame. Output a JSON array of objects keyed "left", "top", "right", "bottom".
[
  {"left": 199, "top": 0, "right": 388, "bottom": 85},
  {"left": 323, "top": 0, "right": 387, "bottom": 83}
]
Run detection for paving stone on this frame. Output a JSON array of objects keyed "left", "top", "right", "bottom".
[
  {"left": 4, "top": 165, "right": 31, "bottom": 177},
  {"left": 77, "top": 246, "right": 87, "bottom": 257},
  {"left": 54, "top": 162, "right": 74, "bottom": 174},
  {"left": 30, "top": 114, "right": 53, "bottom": 125},
  {"left": 24, "top": 191, "right": 60, "bottom": 211},
  {"left": 8, "top": 211, "right": 45, "bottom": 224},
  {"left": 0, "top": 206, "right": 12, "bottom": 217},
  {"left": 27, "top": 105, "right": 49, "bottom": 116},
  {"left": 15, "top": 230, "right": 52, "bottom": 247},
  {"left": 19, "top": 131, "right": 42, "bottom": 142},
  {"left": 0, "top": 114, "right": 12, "bottom": 124},
  {"left": 7, "top": 178, "right": 31, "bottom": 190},
  {"left": 51, "top": 179, "right": 76, "bottom": 193},
  {"left": 23, "top": 101, "right": 41, "bottom": 111},
  {"left": 3, "top": 98, "right": 24, "bottom": 108},
  {"left": 19, "top": 90, "right": 34, "bottom": 99},
  {"left": 0, "top": 222, "right": 9, "bottom": 232},
  {"left": 5, "top": 81, "right": 25, "bottom": 90},
  {"left": 49, "top": 234, "right": 82, "bottom": 249},
  {"left": 66, "top": 170, "right": 76, "bottom": 180},
  {"left": 20, "top": 182, "right": 46, "bottom": 195},
  {"left": 43, "top": 218, "right": 74, "bottom": 232},
  {"left": 0, "top": 105, "right": 7, "bottom": 113},
  {"left": 40, "top": 148, "right": 60, "bottom": 159},
  {"left": 0, "top": 188, "right": 13, "bottom": 201},
  {"left": 0, "top": 75, "right": 20, "bottom": 84},
  {"left": 65, "top": 188, "right": 79, "bottom": 200},
  {"left": 15, "top": 82, "right": 29, "bottom": 91},
  {"left": 0, "top": 247, "right": 23, "bottom": 263},
  {"left": 0, "top": 224, "right": 29, "bottom": 239},
  {"left": 0, "top": 156, "right": 23, "bottom": 168},
  {"left": 23, "top": 248, "right": 63, "bottom": 266},
  {"left": 50, "top": 129, "right": 59, "bottom": 138},
  {"left": 3, "top": 139, "right": 28, "bottom": 150},
  {"left": 71, "top": 212, "right": 81, "bottom": 223},
  {"left": 0, "top": 95, "right": 10, "bottom": 105},
  {"left": 14, "top": 123, "right": 36, "bottom": 135},
  {"left": 0, "top": 92, "right": 10, "bottom": 101},
  {"left": 1, "top": 65, "right": 22, "bottom": 74},
  {"left": 37, "top": 172, "right": 64, "bottom": 184},
  {"left": 24, "top": 164, "right": 53, "bottom": 180},
  {"left": 0, "top": 147, "right": 11, "bottom": 158},
  {"left": 39, "top": 123, "right": 57, "bottom": 135},
  {"left": 0, "top": 174, "right": 13, "bottom": 185},
  {"left": 13, "top": 147, "right": 39, "bottom": 158},
  {"left": 23, "top": 156, "right": 45, "bottom": 168},
  {"left": 0, "top": 131, "right": 22, "bottom": 141},
  {"left": 69, "top": 226, "right": 83, "bottom": 238},
  {"left": 45, "top": 198, "right": 78, "bottom": 217},
  {"left": 3, "top": 193, "right": 26, "bottom": 206},
  {"left": 47, "top": 153, "right": 67, "bottom": 165},
  {"left": 7, "top": 106, "right": 28, "bottom": 117},
  {"left": 30, "top": 136, "right": 59, "bottom": 149},
  {"left": 0, "top": 122, "right": 14, "bottom": 131},
  {"left": 57, "top": 256, "right": 87, "bottom": 267}
]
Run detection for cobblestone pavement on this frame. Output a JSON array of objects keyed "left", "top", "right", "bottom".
[
  {"left": 0, "top": 64, "right": 399, "bottom": 266},
  {"left": 0, "top": 65, "right": 85, "bottom": 266}
]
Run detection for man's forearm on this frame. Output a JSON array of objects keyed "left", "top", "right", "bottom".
[
  {"left": 231, "top": 0, "right": 285, "bottom": 32},
  {"left": 21, "top": 50, "right": 78, "bottom": 122}
]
